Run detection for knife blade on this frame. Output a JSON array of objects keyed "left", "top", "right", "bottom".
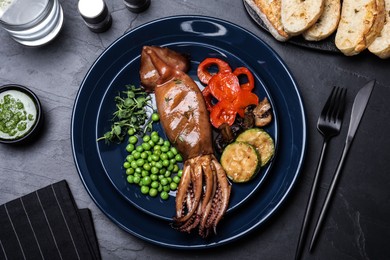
[
  {"left": 309, "top": 79, "right": 375, "bottom": 252},
  {"left": 346, "top": 79, "right": 375, "bottom": 142}
]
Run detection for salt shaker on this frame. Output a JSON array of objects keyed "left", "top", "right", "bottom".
[
  {"left": 123, "top": 0, "right": 151, "bottom": 13},
  {"left": 78, "top": 0, "right": 112, "bottom": 33}
]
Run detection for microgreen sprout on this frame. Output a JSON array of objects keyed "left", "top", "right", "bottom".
[{"left": 97, "top": 84, "right": 158, "bottom": 143}]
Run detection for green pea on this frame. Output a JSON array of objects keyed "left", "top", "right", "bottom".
[
  {"left": 151, "top": 113, "right": 160, "bottom": 122},
  {"left": 141, "top": 186, "right": 149, "bottom": 194},
  {"left": 123, "top": 161, "right": 131, "bottom": 169},
  {"left": 177, "top": 170, "right": 183, "bottom": 177},
  {"left": 127, "top": 175, "right": 134, "bottom": 183},
  {"left": 155, "top": 161, "right": 163, "bottom": 169},
  {"left": 151, "top": 166, "right": 159, "bottom": 175},
  {"left": 126, "top": 155, "right": 134, "bottom": 162},
  {"left": 157, "top": 137, "right": 164, "bottom": 145},
  {"left": 149, "top": 188, "right": 158, "bottom": 197},
  {"left": 136, "top": 158, "right": 145, "bottom": 167},
  {"left": 148, "top": 140, "right": 155, "bottom": 147},
  {"left": 151, "top": 181, "right": 159, "bottom": 189},
  {"left": 142, "top": 142, "right": 151, "bottom": 151},
  {"left": 172, "top": 164, "right": 179, "bottom": 173},
  {"left": 150, "top": 174, "right": 158, "bottom": 181},
  {"left": 160, "top": 153, "right": 168, "bottom": 161},
  {"left": 136, "top": 145, "right": 144, "bottom": 152},
  {"left": 142, "top": 176, "right": 152, "bottom": 186},
  {"left": 160, "top": 178, "right": 168, "bottom": 186},
  {"left": 160, "top": 191, "right": 169, "bottom": 200},
  {"left": 175, "top": 154, "right": 183, "bottom": 162},
  {"left": 170, "top": 182, "right": 177, "bottom": 191},
  {"left": 163, "top": 185, "right": 171, "bottom": 192},
  {"left": 166, "top": 151, "right": 174, "bottom": 159},
  {"left": 133, "top": 151, "right": 141, "bottom": 159},
  {"left": 170, "top": 147, "right": 178, "bottom": 155},
  {"left": 130, "top": 161, "right": 138, "bottom": 169},
  {"left": 143, "top": 163, "right": 151, "bottom": 171},
  {"left": 126, "top": 144, "right": 135, "bottom": 152},
  {"left": 128, "top": 135, "right": 138, "bottom": 144},
  {"left": 151, "top": 134, "right": 160, "bottom": 143},
  {"left": 173, "top": 175, "right": 181, "bottom": 184},
  {"left": 133, "top": 176, "right": 140, "bottom": 184},
  {"left": 143, "top": 135, "right": 151, "bottom": 142},
  {"left": 151, "top": 154, "right": 159, "bottom": 162},
  {"left": 127, "top": 128, "right": 135, "bottom": 136},
  {"left": 126, "top": 168, "right": 134, "bottom": 175},
  {"left": 162, "top": 159, "right": 170, "bottom": 167}
]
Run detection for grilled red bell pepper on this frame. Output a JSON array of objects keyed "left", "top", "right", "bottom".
[
  {"left": 233, "top": 67, "right": 255, "bottom": 92},
  {"left": 197, "top": 58, "right": 232, "bottom": 85},
  {"left": 208, "top": 71, "right": 241, "bottom": 102},
  {"left": 198, "top": 58, "right": 259, "bottom": 128},
  {"left": 209, "top": 100, "right": 236, "bottom": 128}
]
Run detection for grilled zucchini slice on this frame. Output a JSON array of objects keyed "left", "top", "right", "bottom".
[
  {"left": 220, "top": 142, "right": 260, "bottom": 183},
  {"left": 236, "top": 128, "right": 274, "bottom": 166}
]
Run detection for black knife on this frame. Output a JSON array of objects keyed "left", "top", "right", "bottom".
[{"left": 309, "top": 79, "right": 375, "bottom": 251}]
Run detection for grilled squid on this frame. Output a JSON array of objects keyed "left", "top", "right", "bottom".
[{"left": 140, "top": 46, "right": 231, "bottom": 237}]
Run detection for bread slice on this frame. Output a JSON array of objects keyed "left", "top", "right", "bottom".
[
  {"left": 366, "top": 0, "right": 386, "bottom": 45},
  {"left": 335, "top": 0, "right": 386, "bottom": 56},
  {"left": 245, "top": 0, "right": 290, "bottom": 41},
  {"left": 281, "top": 0, "right": 325, "bottom": 36},
  {"left": 368, "top": 0, "right": 390, "bottom": 58},
  {"left": 303, "top": 0, "right": 341, "bottom": 41}
]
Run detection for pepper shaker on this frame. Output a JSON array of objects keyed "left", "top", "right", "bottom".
[
  {"left": 78, "top": 0, "right": 112, "bottom": 33},
  {"left": 123, "top": 0, "right": 151, "bottom": 13}
]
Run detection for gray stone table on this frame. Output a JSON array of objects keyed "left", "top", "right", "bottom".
[{"left": 1, "top": 0, "right": 389, "bottom": 259}]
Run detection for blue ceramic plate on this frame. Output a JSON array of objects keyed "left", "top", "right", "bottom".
[{"left": 71, "top": 15, "right": 306, "bottom": 248}]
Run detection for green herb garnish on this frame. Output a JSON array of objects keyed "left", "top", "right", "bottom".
[{"left": 97, "top": 84, "right": 156, "bottom": 143}]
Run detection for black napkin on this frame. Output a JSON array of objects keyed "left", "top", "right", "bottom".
[{"left": 0, "top": 180, "right": 101, "bottom": 260}]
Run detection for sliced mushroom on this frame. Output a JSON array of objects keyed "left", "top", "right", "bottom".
[{"left": 253, "top": 97, "right": 272, "bottom": 127}]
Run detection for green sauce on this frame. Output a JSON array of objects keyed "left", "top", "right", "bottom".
[{"left": 0, "top": 90, "right": 37, "bottom": 139}]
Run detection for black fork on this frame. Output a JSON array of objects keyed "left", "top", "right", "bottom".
[{"left": 295, "top": 86, "right": 347, "bottom": 260}]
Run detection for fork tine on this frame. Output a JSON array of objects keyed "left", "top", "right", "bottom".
[
  {"left": 325, "top": 87, "right": 346, "bottom": 124},
  {"left": 327, "top": 86, "right": 340, "bottom": 122},
  {"left": 320, "top": 86, "right": 337, "bottom": 122},
  {"left": 335, "top": 88, "right": 347, "bottom": 121}
]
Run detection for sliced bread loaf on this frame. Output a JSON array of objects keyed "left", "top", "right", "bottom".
[
  {"left": 368, "top": 0, "right": 390, "bottom": 58},
  {"left": 281, "top": 0, "right": 325, "bottom": 36},
  {"left": 303, "top": 0, "right": 341, "bottom": 41},
  {"left": 335, "top": 0, "right": 386, "bottom": 55},
  {"left": 245, "top": 0, "right": 290, "bottom": 41}
]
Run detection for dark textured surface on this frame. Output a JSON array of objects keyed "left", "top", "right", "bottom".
[{"left": 0, "top": 0, "right": 389, "bottom": 259}]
